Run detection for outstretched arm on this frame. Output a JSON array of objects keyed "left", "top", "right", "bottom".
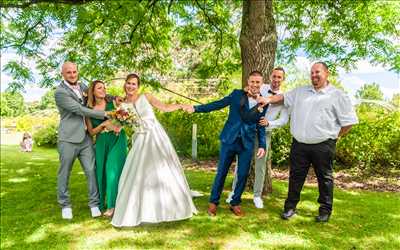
[
  {"left": 55, "top": 90, "right": 106, "bottom": 119},
  {"left": 145, "top": 93, "right": 182, "bottom": 112},
  {"left": 86, "top": 118, "right": 114, "bottom": 136},
  {"left": 266, "top": 106, "right": 289, "bottom": 130},
  {"left": 193, "top": 91, "right": 234, "bottom": 113},
  {"left": 181, "top": 90, "right": 237, "bottom": 114},
  {"left": 257, "top": 94, "right": 284, "bottom": 107}
]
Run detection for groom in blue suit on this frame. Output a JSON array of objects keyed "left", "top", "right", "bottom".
[{"left": 184, "top": 71, "right": 267, "bottom": 216}]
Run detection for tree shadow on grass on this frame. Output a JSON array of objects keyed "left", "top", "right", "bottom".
[{"left": 1, "top": 145, "right": 399, "bottom": 249}]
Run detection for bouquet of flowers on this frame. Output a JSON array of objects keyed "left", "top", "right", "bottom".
[
  {"left": 103, "top": 104, "right": 139, "bottom": 133},
  {"left": 108, "top": 105, "right": 139, "bottom": 127}
]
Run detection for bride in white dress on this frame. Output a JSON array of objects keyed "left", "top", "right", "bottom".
[{"left": 111, "top": 73, "right": 197, "bottom": 227}]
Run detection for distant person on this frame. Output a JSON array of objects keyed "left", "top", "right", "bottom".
[{"left": 20, "top": 132, "right": 33, "bottom": 152}]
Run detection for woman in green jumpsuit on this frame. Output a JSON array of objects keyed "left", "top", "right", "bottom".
[{"left": 86, "top": 80, "right": 127, "bottom": 217}]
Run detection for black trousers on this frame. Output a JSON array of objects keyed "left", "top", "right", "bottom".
[{"left": 284, "top": 138, "right": 336, "bottom": 215}]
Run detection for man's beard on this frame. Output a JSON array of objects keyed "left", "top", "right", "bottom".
[
  {"left": 311, "top": 78, "right": 319, "bottom": 86},
  {"left": 65, "top": 79, "right": 78, "bottom": 85}
]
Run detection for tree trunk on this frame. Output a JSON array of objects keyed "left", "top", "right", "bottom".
[
  {"left": 239, "top": 0, "right": 277, "bottom": 86},
  {"left": 239, "top": 0, "right": 277, "bottom": 194}
]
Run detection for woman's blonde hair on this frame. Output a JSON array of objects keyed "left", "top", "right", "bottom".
[{"left": 87, "top": 80, "right": 105, "bottom": 108}]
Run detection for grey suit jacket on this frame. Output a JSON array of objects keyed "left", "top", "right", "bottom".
[{"left": 55, "top": 82, "right": 106, "bottom": 143}]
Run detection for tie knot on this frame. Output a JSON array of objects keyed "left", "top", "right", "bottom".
[
  {"left": 70, "top": 84, "right": 80, "bottom": 90},
  {"left": 247, "top": 92, "right": 258, "bottom": 99}
]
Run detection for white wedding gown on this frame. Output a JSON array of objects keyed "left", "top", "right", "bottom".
[{"left": 111, "top": 94, "right": 197, "bottom": 227}]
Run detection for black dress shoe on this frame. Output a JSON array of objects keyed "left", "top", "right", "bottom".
[
  {"left": 315, "top": 214, "right": 330, "bottom": 222},
  {"left": 281, "top": 209, "right": 296, "bottom": 220}
]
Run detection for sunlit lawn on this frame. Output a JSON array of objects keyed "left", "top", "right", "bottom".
[{"left": 1, "top": 145, "right": 399, "bottom": 249}]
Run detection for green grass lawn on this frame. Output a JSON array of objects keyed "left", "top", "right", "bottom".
[{"left": 1, "top": 145, "right": 399, "bottom": 250}]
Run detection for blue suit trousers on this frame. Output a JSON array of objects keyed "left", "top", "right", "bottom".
[{"left": 209, "top": 137, "right": 254, "bottom": 206}]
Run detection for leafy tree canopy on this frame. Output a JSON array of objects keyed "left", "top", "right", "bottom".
[
  {"left": 0, "top": 91, "right": 25, "bottom": 117},
  {"left": 39, "top": 88, "right": 56, "bottom": 109},
  {"left": 391, "top": 93, "right": 400, "bottom": 108},
  {"left": 1, "top": 0, "right": 399, "bottom": 92},
  {"left": 355, "top": 82, "right": 384, "bottom": 100}
]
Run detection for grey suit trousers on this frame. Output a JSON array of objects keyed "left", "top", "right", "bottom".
[
  {"left": 232, "top": 131, "right": 272, "bottom": 197},
  {"left": 57, "top": 135, "right": 99, "bottom": 208}
]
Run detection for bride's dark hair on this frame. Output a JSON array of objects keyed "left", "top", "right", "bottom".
[{"left": 125, "top": 73, "right": 140, "bottom": 86}]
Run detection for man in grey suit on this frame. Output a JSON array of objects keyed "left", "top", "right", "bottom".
[{"left": 55, "top": 61, "right": 110, "bottom": 219}]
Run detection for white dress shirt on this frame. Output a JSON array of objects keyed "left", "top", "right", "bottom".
[
  {"left": 284, "top": 84, "right": 358, "bottom": 144},
  {"left": 260, "top": 84, "right": 289, "bottom": 131},
  {"left": 248, "top": 97, "right": 258, "bottom": 108},
  {"left": 63, "top": 81, "right": 83, "bottom": 101},
  {"left": 63, "top": 81, "right": 87, "bottom": 129}
]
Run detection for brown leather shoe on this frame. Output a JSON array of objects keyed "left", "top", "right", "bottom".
[
  {"left": 230, "top": 205, "right": 244, "bottom": 217},
  {"left": 207, "top": 203, "right": 217, "bottom": 216}
]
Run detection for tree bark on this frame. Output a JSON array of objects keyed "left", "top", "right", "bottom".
[
  {"left": 239, "top": 0, "right": 277, "bottom": 86},
  {"left": 239, "top": 0, "right": 277, "bottom": 194}
]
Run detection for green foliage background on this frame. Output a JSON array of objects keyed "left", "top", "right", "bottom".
[
  {"left": 1, "top": 0, "right": 399, "bottom": 176},
  {"left": 1, "top": 0, "right": 399, "bottom": 91},
  {"left": 27, "top": 106, "right": 400, "bottom": 175}
]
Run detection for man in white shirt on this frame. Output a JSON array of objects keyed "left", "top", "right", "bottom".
[
  {"left": 228, "top": 67, "right": 289, "bottom": 209},
  {"left": 258, "top": 62, "right": 358, "bottom": 222}
]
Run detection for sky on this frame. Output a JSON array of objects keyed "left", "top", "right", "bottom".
[
  {"left": 294, "top": 57, "right": 399, "bottom": 100},
  {"left": 1, "top": 52, "right": 399, "bottom": 102}
]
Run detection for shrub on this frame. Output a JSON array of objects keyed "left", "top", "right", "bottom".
[
  {"left": 336, "top": 111, "right": 400, "bottom": 174},
  {"left": 156, "top": 109, "right": 227, "bottom": 159},
  {"left": 29, "top": 96, "right": 399, "bottom": 176},
  {"left": 26, "top": 111, "right": 60, "bottom": 147},
  {"left": 266, "top": 110, "right": 400, "bottom": 174},
  {"left": 16, "top": 112, "right": 59, "bottom": 132},
  {"left": 270, "top": 125, "right": 292, "bottom": 165},
  {"left": 33, "top": 122, "right": 58, "bottom": 147}
]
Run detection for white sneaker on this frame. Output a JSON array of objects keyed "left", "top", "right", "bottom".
[
  {"left": 226, "top": 192, "right": 233, "bottom": 204},
  {"left": 90, "top": 207, "right": 102, "bottom": 218},
  {"left": 190, "top": 190, "right": 204, "bottom": 198},
  {"left": 253, "top": 197, "right": 264, "bottom": 209},
  {"left": 62, "top": 207, "right": 73, "bottom": 219}
]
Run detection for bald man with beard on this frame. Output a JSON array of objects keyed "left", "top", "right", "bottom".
[{"left": 55, "top": 61, "right": 111, "bottom": 219}]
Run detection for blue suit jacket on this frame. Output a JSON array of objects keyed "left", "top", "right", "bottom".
[{"left": 194, "top": 89, "right": 267, "bottom": 150}]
